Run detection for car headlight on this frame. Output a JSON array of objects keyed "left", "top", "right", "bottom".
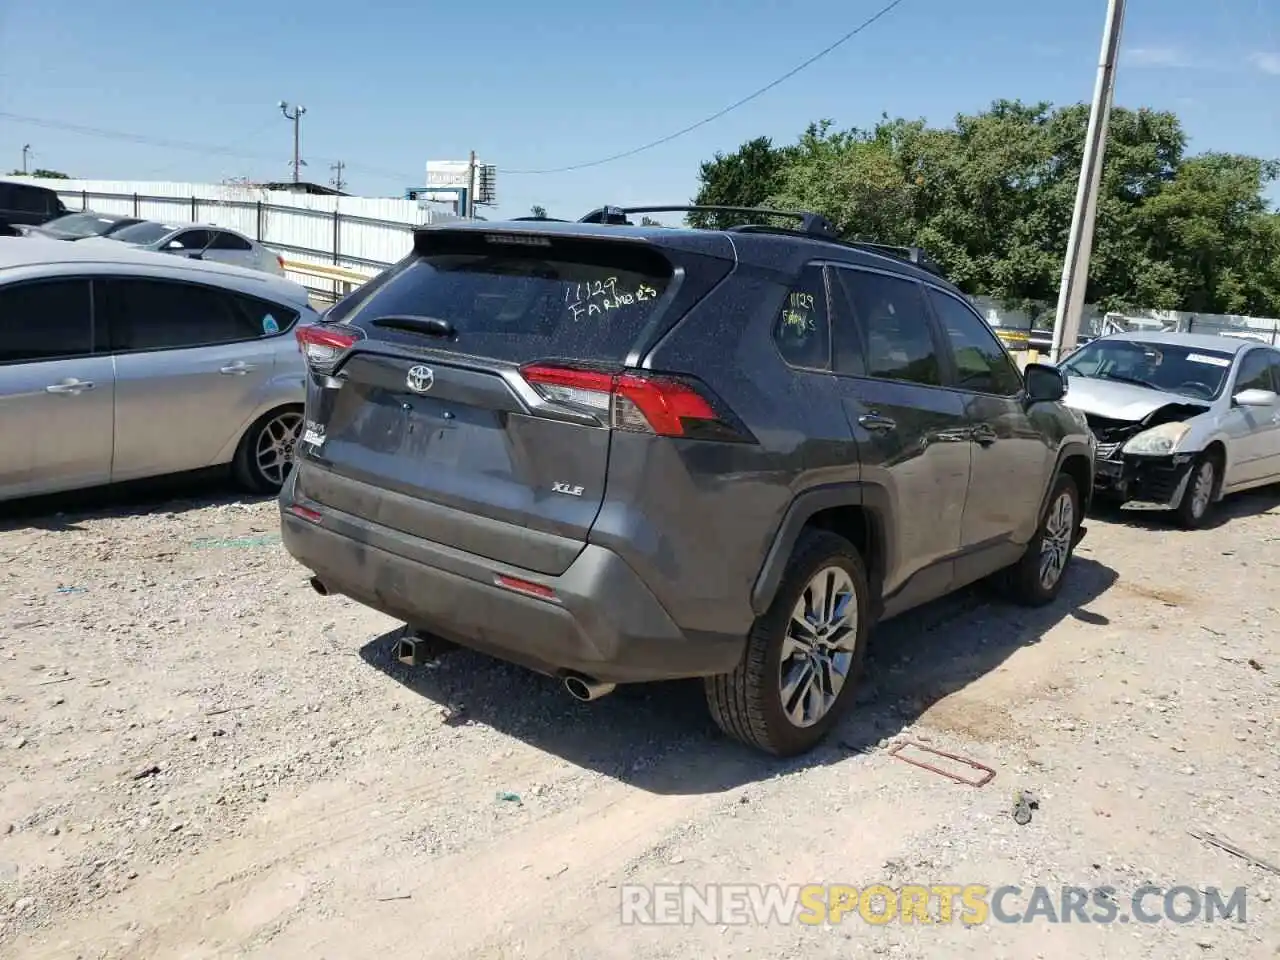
[{"left": 1122, "top": 421, "right": 1190, "bottom": 455}]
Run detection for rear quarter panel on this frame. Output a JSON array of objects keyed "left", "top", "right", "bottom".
[{"left": 589, "top": 264, "right": 856, "bottom": 639}]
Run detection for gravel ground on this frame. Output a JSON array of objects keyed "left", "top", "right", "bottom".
[{"left": 1, "top": 477, "right": 1278, "bottom": 959}]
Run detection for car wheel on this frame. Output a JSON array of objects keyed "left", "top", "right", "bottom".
[
  {"left": 1004, "top": 472, "right": 1080, "bottom": 607},
  {"left": 232, "top": 406, "right": 303, "bottom": 495},
  {"left": 1173, "top": 454, "right": 1218, "bottom": 529},
  {"left": 705, "top": 529, "right": 871, "bottom": 757}
]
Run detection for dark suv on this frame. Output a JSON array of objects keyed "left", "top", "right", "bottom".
[
  {"left": 0, "top": 179, "right": 68, "bottom": 237},
  {"left": 280, "top": 205, "right": 1095, "bottom": 757}
]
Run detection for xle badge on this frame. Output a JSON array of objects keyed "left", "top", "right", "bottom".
[{"left": 551, "top": 482, "right": 584, "bottom": 497}]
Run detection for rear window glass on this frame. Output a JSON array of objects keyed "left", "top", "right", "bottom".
[{"left": 338, "top": 234, "right": 673, "bottom": 363}]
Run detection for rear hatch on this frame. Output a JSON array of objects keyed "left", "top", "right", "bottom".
[{"left": 293, "top": 226, "right": 737, "bottom": 576}]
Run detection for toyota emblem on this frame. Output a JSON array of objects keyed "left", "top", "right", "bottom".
[{"left": 405, "top": 365, "right": 435, "bottom": 394}]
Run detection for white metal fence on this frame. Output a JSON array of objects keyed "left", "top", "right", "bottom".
[{"left": 13, "top": 177, "right": 461, "bottom": 299}]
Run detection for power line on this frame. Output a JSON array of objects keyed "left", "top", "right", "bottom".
[
  {"left": 0, "top": 110, "right": 413, "bottom": 184},
  {"left": 500, "top": 0, "right": 908, "bottom": 176}
]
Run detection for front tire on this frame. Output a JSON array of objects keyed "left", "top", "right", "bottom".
[
  {"left": 232, "top": 406, "right": 303, "bottom": 495},
  {"left": 1174, "top": 454, "right": 1218, "bottom": 529},
  {"left": 1004, "top": 472, "right": 1080, "bottom": 607},
  {"left": 705, "top": 529, "right": 871, "bottom": 757}
]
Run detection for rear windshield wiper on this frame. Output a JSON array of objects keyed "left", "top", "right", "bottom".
[{"left": 372, "top": 315, "right": 456, "bottom": 339}]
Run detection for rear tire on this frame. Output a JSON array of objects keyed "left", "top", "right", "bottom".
[
  {"left": 705, "top": 529, "right": 871, "bottom": 757},
  {"left": 1173, "top": 453, "right": 1219, "bottom": 529},
  {"left": 232, "top": 406, "right": 303, "bottom": 495},
  {"left": 1003, "top": 472, "right": 1080, "bottom": 607}
]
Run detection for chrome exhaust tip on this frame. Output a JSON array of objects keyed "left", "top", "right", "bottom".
[{"left": 564, "top": 673, "right": 616, "bottom": 702}]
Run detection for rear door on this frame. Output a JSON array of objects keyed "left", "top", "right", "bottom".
[
  {"left": 296, "top": 230, "right": 705, "bottom": 576},
  {"left": 205, "top": 230, "right": 258, "bottom": 270},
  {"left": 0, "top": 277, "right": 114, "bottom": 498},
  {"left": 100, "top": 277, "right": 282, "bottom": 481},
  {"left": 827, "top": 264, "right": 972, "bottom": 613},
  {"left": 924, "top": 285, "right": 1051, "bottom": 554}
]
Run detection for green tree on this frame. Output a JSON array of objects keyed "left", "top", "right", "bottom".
[
  {"left": 692, "top": 100, "right": 1280, "bottom": 317},
  {"left": 689, "top": 136, "right": 796, "bottom": 228},
  {"left": 529, "top": 204, "right": 548, "bottom": 218},
  {"left": 7, "top": 168, "right": 71, "bottom": 179}
]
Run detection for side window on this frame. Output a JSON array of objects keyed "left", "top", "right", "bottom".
[
  {"left": 231, "top": 294, "right": 300, "bottom": 337},
  {"left": 1234, "top": 349, "right": 1274, "bottom": 393},
  {"left": 772, "top": 265, "right": 830, "bottom": 369},
  {"left": 101, "top": 279, "right": 264, "bottom": 352},
  {"left": 926, "top": 288, "right": 1023, "bottom": 396},
  {"left": 10, "top": 187, "right": 46, "bottom": 215},
  {"left": 1267, "top": 354, "right": 1280, "bottom": 393},
  {"left": 0, "top": 280, "right": 93, "bottom": 363},
  {"left": 210, "top": 231, "right": 252, "bottom": 251},
  {"left": 836, "top": 269, "right": 942, "bottom": 386},
  {"left": 166, "top": 230, "right": 209, "bottom": 251}
]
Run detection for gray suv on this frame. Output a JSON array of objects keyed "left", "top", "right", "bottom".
[{"left": 280, "top": 205, "right": 1095, "bottom": 757}]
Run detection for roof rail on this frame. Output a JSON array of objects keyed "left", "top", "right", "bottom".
[
  {"left": 577, "top": 204, "right": 838, "bottom": 238},
  {"left": 509, "top": 215, "right": 571, "bottom": 222},
  {"left": 575, "top": 204, "right": 946, "bottom": 279},
  {"left": 842, "top": 241, "right": 946, "bottom": 279}
]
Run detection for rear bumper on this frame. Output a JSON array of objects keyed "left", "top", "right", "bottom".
[
  {"left": 1093, "top": 452, "right": 1195, "bottom": 506},
  {"left": 278, "top": 475, "right": 745, "bottom": 684}
]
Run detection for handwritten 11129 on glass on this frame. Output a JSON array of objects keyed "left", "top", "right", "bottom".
[{"left": 565, "top": 277, "right": 658, "bottom": 322}]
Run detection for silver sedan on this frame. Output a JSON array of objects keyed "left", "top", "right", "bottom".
[
  {"left": 82, "top": 219, "right": 286, "bottom": 276},
  {"left": 1058, "top": 331, "right": 1280, "bottom": 527},
  {"left": 0, "top": 236, "right": 320, "bottom": 502}
]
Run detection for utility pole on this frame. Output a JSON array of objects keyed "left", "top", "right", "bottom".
[
  {"left": 21, "top": 144, "right": 31, "bottom": 174},
  {"left": 278, "top": 101, "right": 307, "bottom": 184},
  {"left": 329, "top": 161, "right": 346, "bottom": 192},
  {"left": 1049, "top": 0, "right": 1126, "bottom": 363},
  {"left": 465, "top": 150, "right": 477, "bottom": 219}
]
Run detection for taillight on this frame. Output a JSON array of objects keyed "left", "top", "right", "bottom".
[
  {"left": 296, "top": 323, "right": 362, "bottom": 373},
  {"left": 519, "top": 363, "right": 751, "bottom": 441}
]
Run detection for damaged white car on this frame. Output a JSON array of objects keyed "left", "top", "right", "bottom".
[{"left": 1057, "top": 332, "right": 1280, "bottom": 528}]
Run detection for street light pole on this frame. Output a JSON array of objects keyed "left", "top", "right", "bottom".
[
  {"left": 278, "top": 101, "right": 307, "bottom": 184},
  {"left": 1049, "top": 0, "right": 1126, "bottom": 363},
  {"left": 21, "top": 144, "right": 31, "bottom": 174}
]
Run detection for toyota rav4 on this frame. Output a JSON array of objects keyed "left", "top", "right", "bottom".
[{"left": 280, "top": 205, "right": 1094, "bottom": 757}]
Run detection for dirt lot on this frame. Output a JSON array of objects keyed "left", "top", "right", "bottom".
[{"left": 1, "top": 479, "right": 1278, "bottom": 959}]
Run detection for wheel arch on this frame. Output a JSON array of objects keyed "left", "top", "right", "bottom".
[
  {"left": 1042, "top": 441, "right": 1094, "bottom": 522},
  {"left": 750, "top": 483, "right": 893, "bottom": 619}
]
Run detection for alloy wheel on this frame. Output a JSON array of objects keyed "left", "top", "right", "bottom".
[{"left": 777, "top": 566, "right": 860, "bottom": 728}]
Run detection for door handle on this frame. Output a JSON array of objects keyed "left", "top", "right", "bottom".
[
  {"left": 858, "top": 413, "right": 897, "bottom": 433},
  {"left": 45, "top": 379, "right": 94, "bottom": 395},
  {"left": 219, "top": 361, "right": 255, "bottom": 375},
  {"left": 970, "top": 424, "right": 998, "bottom": 446}
]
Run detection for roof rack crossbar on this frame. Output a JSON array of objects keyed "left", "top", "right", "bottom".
[
  {"left": 577, "top": 204, "right": 838, "bottom": 238},
  {"left": 573, "top": 204, "right": 947, "bottom": 280}
]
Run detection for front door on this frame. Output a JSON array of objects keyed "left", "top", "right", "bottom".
[
  {"left": 1223, "top": 347, "right": 1280, "bottom": 487},
  {"left": 0, "top": 278, "right": 115, "bottom": 498},
  {"left": 828, "top": 265, "right": 972, "bottom": 616},
  {"left": 923, "top": 285, "right": 1054, "bottom": 571},
  {"left": 98, "top": 277, "right": 276, "bottom": 482}
]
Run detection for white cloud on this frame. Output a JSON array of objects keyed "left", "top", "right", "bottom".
[
  {"left": 1125, "top": 46, "right": 1191, "bottom": 68},
  {"left": 1249, "top": 52, "right": 1280, "bottom": 74}
]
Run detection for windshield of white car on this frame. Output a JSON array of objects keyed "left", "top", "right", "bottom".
[
  {"left": 107, "top": 221, "right": 176, "bottom": 245},
  {"left": 1059, "top": 339, "right": 1234, "bottom": 400}
]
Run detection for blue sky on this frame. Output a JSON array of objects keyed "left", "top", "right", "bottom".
[{"left": 1, "top": 0, "right": 1277, "bottom": 221}]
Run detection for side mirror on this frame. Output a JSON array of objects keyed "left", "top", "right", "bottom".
[
  {"left": 1233, "top": 388, "right": 1278, "bottom": 407},
  {"left": 1024, "top": 362, "right": 1066, "bottom": 403}
]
